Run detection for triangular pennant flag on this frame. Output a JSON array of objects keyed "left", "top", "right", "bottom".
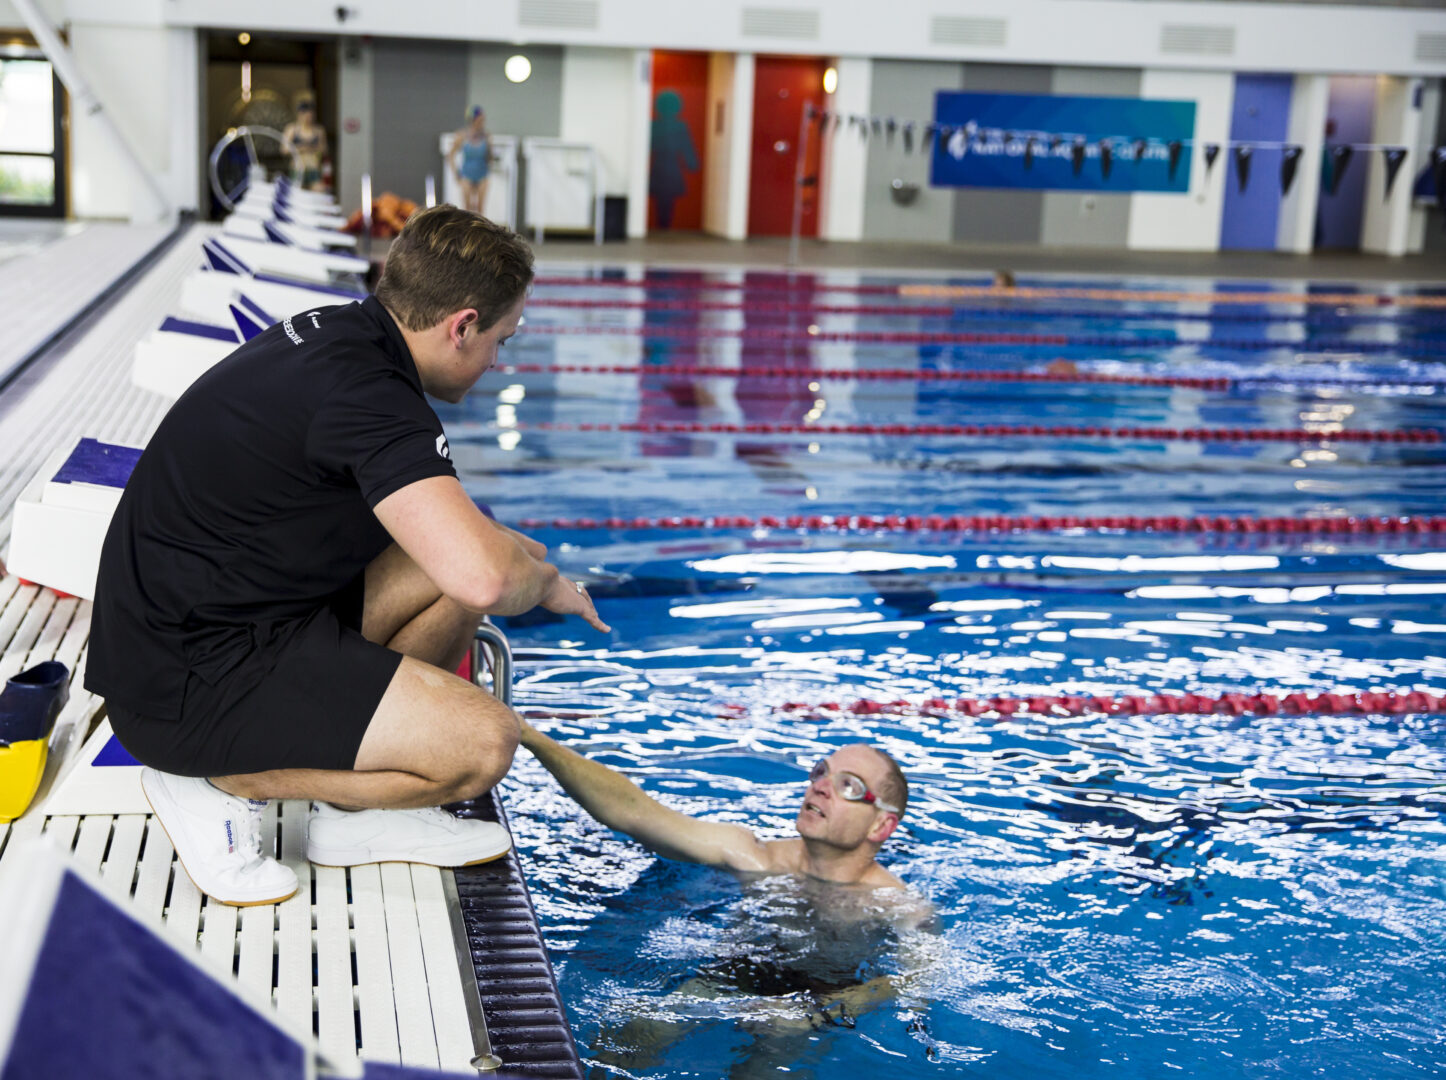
[
  {"left": 871, "top": 117, "right": 882, "bottom": 138},
  {"left": 1434, "top": 146, "right": 1446, "bottom": 215},
  {"left": 1071, "top": 139, "right": 1086, "bottom": 176},
  {"left": 1099, "top": 141, "right": 1113, "bottom": 180},
  {"left": 1132, "top": 138, "right": 1147, "bottom": 164},
  {"left": 1167, "top": 140, "right": 1184, "bottom": 182},
  {"left": 1023, "top": 136, "right": 1036, "bottom": 169},
  {"left": 833, "top": 113, "right": 843, "bottom": 132},
  {"left": 1327, "top": 145, "right": 1354, "bottom": 196},
  {"left": 1049, "top": 135, "right": 1062, "bottom": 154},
  {"left": 902, "top": 123, "right": 915, "bottom": 154},
  {"left": 816, "top": 109, "right": 829, "bottom": 127},
  {"left": 1382, "top": 147, "right": 1408, "bottom": 199},
  {"left": 1280, "top": 145, "right": 1303, "bottom": 196},
  {"left": 1203, "top": 144, "right": 1221, "bottom": 178},
  {"left": 885, "top": 117, "right": 897, "bottom": 146},
  {"left": 1233, "top": 144, "right": 1252, "bottom": 193}
]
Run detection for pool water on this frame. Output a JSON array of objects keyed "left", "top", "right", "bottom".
[{"left": 434, "top": 269, "right": 1446, "bottom": 1079}]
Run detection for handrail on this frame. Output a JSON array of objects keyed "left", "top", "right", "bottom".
[{"left": 470, "top": 622, "right": 514, "bottom": 708}]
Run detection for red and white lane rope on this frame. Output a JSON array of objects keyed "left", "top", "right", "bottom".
[
  {"left": 518, "top": 420, "right": 1441, "bottom": 445},
  {"left": 531, "top": 275, "right": 1446, "bottom": 309},
  {"left": 498, "top": 362, "right": 1230, "bottom": 391},
  {"left": 516, "top": 322, "right": 1441, "bottom": 354},
  {"left": 525, "top": 295, "right": 1446, "bottom": 326},
  {"left": 767, "top": 691, "right": 1446, "bottom": 719},
  {"left": 515, "top": 513, "right": 1446, "bottom": 536}
]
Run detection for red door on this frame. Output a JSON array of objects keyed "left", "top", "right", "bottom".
[
  {"left": 649, "top": 50, "right": 709, "bottom": 231},
  {"left": 748, "top": 56, "right": 828, "bottom": 237}
]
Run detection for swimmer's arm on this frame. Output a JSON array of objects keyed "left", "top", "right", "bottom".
[
  {"left": 375, "top": 477, "right": 608, "bottom": 632},
  {"left": 519, "top": 721, "right": 771, "bottom": 872}
]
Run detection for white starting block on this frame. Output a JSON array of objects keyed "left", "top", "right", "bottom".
[
  {"left": 8, "top": 438, "right": 140, "bottom": 601},
  {"left": 0, "top": 841, "right": 358, "bottom": 1079},
  {"left": 208, "top": 232, "right": 368, "bottom": 285},
  {"left": 130, "top": 301, "right": 273, "bottom": 399},
  {"left": 181, "top": 265, "right": 363, "bottom": 325},
  {"left": 233, "top": 199, "right": 349, "bottom": 232},
  {"left": 252, "top": 176, "right": 341, "bottom": 209},
  {"left": 224, "top": 214, "right": 357, "bottom": 251}
]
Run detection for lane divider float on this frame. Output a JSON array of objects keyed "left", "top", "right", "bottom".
[
  {"left": 517, "top": 322, "right": 1445, "bottom": 354},
  {"left": 517, "top": 420, "right": 1441, "bottom": 445},
  {"left": 515, "top": 513, "right": 1446, "bottom": 536},
  {"left": 771, "top": 691, "right": 1446, "bottom": 718},
  {"left": 530, "top": 275, "right": 1446, "bottom": 309},
  {"left": 498, "top": 362, "right": 1230, "bottom": 391}
]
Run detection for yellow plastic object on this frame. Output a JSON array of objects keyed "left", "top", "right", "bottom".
[{"left": 0, "top": 738, "right": 48, "bottom": 823}]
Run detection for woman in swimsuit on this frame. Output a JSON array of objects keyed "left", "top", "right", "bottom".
[
  {"left": 450, "top": 106, "right": 491, "bottom": 215},
  {"left": 281, "top": 97, "right": 328, "bottom": 192}
]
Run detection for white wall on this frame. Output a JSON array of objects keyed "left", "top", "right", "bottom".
[
  {"left": 818, "top": 56, "right": 870, "bottom": 243},
  {"left": 1276, "top": 73, "right": 1329, "bottom": 254},
  {"left": 1362, "top": 76, "right": 1429, "bottom": 256},
  {"left": 1127, "top": 69, "right": 1234, "bottom": 252},
  {"left": 158, "top": 0, "right": 1446, "bottom": 79},
  {"left": 68, "top": 22, "right": 177, "bottom": 220},
  {"left": 559, "top": 46, "right": 631, "bottom": 196},
  {"left": 1408, "top": 79, "right": 1441, "bottom": 253},
  {"left": 336, "top": 38, "right": 373, "bottom": 216},
  {"left": 703, "top": 50, "right": 752, "bottom": 240}
]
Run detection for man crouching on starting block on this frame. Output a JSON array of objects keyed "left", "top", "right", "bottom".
[{"left": 87, "top": 206, "right": 607, "bottom": 906}]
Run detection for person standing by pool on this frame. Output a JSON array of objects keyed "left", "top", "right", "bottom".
[
  {"left": 450, "top": 106, "right": 491, "bottom": 215},
  {"left": 86, "top": 206, "right": 609, "bottom": 907},
  {"left": 281, "top": 95, "right": 328, "bottom": 192}
]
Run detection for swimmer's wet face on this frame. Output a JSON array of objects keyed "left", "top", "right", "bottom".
[
  {"left": 795, "top": 745, "right": 903, "bottom": 850},
  {"left": 807, "top": 759, "right": 898, "bottom": 813}
]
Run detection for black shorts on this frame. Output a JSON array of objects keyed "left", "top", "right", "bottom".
[{"left": 107, "top": 579, "right": 403, "bottom": 777}]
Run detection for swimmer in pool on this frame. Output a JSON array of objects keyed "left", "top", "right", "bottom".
[
  {"left": 521, "top": 723, "right": 909, "bottom": 889},
  {"left": 520, "top": 722, "right": 938, "bottom": 1054}
]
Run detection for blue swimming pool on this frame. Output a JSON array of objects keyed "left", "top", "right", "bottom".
[{"left": 435, "top": 269, "right": 1446, "bottom": 1078}]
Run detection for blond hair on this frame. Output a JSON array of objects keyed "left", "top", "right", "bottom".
[{"left": 375, "top": 205, "right": 533, "bottom": 332}]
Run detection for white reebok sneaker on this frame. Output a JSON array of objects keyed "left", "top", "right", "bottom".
[
  {"left": 141, "top": 768, "right": 298, "bottom": 906},
  {"left": 306, "top": 803, "right": 512, "bottom": 868}
]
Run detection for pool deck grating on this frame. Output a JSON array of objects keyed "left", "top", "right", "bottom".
[{"left": 0, "top": 223, "right": 571, "bottom": 1076}]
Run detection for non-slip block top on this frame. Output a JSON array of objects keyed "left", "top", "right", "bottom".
[
  {"left": 51, "top": 438, "right": 142, "bottom": 490},
  {"left": 452, "top": 789, "right": 583, "bottom": 1080}
]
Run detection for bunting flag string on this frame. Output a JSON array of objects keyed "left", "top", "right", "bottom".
[
  {"left": 1233, "top": 145, "right": 1252, "bottom": 193},
  {"left": 1326, "top": 145, "right": 1355, "bottom": 196},
  {"left": 1280, "top": 145, "right": 1303, "bottom": 197},
  {"left": 807, "top": 106, "right": 1429, "bottom": 200},
  {"left": 1382, "top": 147, "right": 1408, "bottom": 200}
]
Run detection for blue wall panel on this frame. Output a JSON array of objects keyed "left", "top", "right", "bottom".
[{"left": 1220, "top": 73, "right": 1293, "bottom": 251}]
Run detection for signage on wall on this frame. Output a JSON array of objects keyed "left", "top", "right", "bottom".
[{"left": 930, "top": 91, "right": 1197, "bottom": 193}]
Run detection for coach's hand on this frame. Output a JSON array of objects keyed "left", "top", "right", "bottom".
[{"left": 543, "top": 574, "right": 611, "bottom": 634}]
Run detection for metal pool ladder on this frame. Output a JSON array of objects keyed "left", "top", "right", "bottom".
[{"left": 450, "top": 621, "right": 583, "bottom": 1078}]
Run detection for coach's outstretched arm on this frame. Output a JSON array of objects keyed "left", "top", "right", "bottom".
[{"left": 376, "top": 475, "right": 609, "bottom": 632}]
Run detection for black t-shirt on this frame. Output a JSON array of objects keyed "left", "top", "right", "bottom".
[{"left": 86, "top": 297, "right": 456, "bottom": 720}]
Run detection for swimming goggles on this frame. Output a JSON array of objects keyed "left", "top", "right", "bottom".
[{"left": 808, "top": 759, "right": 899, "bottom": 814}]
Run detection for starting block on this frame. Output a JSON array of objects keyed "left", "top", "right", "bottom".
[
  {"left": 8, "top": 438, "right": 140, "bottom": 601},
  {"left": 38, "top": 716, "right": 146, "bottom": 816}
]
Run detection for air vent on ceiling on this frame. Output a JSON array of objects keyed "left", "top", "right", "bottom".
[
  {"left": 741, "top": 7, "right": 821, "bottom": 40},
  {"left": 1416, "top": 32, "right": 1446, "bottom": 62},
  {"left": 518, "top": 0, "right": 599, "bottom": 32},
  {"left": 929, "top": 15, "right": 1007, "bottom": 48},
  {"left": 1160, "top": 23, "right": 1236, "bottom": 57}
]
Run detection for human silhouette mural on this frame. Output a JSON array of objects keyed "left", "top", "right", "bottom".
[{"left": 649, "top": 89, "right": 700, "bottom": 230}]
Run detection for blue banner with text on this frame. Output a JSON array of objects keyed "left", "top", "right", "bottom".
[{"left": 930, "top": 91, "right": 1197, "bottom": 193}]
